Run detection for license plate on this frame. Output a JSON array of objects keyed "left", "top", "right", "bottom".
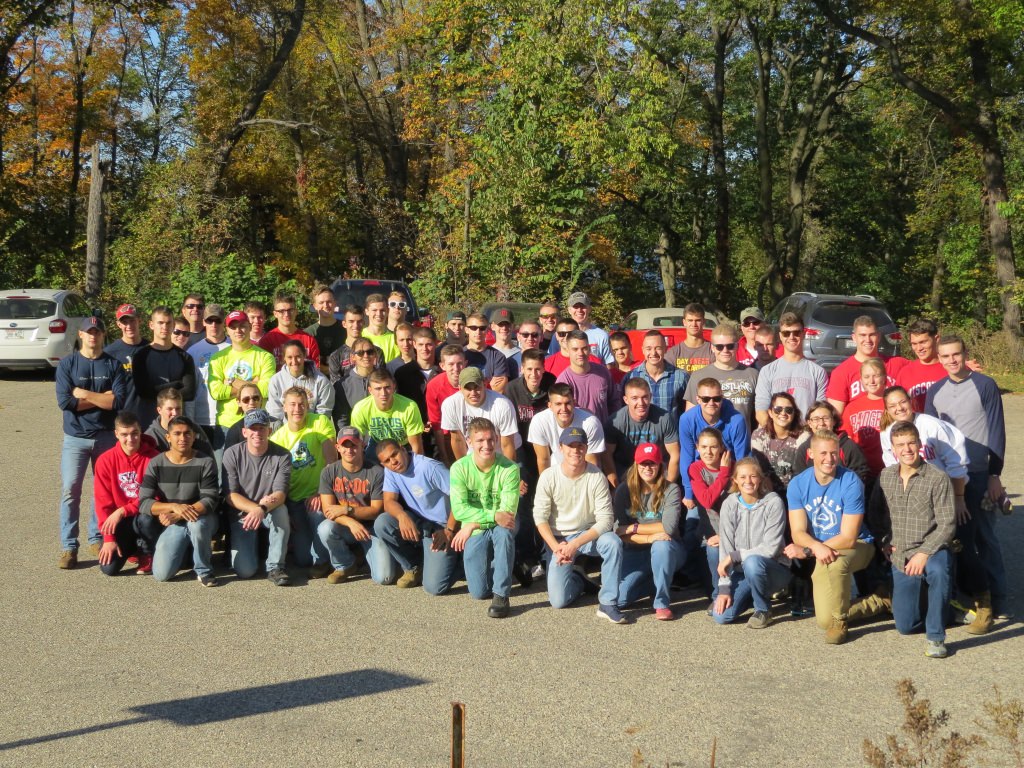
[
  {"left": 4, "top": 329, "right": 24, "bottom": 339},
  {"left": 842, "top": 338, "right": 856, "bottom": 349}
]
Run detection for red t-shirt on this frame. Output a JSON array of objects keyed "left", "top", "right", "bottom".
[
  {"left": 840, "top": 395, "right": 885, "bottom": 475},
  {"left": 258, "top": 328, "right": 321, "bottom": 369},
  {"left": 826, "top": 354, "right": 908, "bottom": 406},
  {"left": 895, "top": 359, "right": 945, "bottom": 413},
  {"left": 425, "top": 374, "right": 460, "bottom": 431}
]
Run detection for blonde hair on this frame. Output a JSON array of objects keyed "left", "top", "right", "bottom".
[{"left": 728, "top": 457, "right": 771, "bottom": 497}]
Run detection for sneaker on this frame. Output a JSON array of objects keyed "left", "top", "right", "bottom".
[
  {"left": 197, "top": 573, "right": 218, "bottom": 588},
  {"left": 267, "top": 568, "right": 290, "bottom": 586},
  {"left": 58, "top": 550, "right": 78, "bottom": 570},
  {"left": 924, "top": 640, "right": 948, "bottom": 659},
  {"left": 136, "top": 554, "right": 153, "bottom": 575},
  {"left": 327, "top": 568, "right": 353, "bottom": 584},
  {"left": 487, "top": 595, "right": 510, "bottom": 618},
  {"left": 747, "top": 610, "right": 771, "bottom": 629},
  {"left": 308, "top": 562, "right": 333, "bottom": 579},
  {"left": 596, "top": 604, "right": 628, "bottom": 624},
  {"left": 824, "top": 617, "right": 848, "bottom": 644},
  {"left": 126, "top": 555, "right": 139, "bottom": 566},
  {"left": 530, "top": 563, "right": 546, "bottom": 580},
  {"left": 654, "top": 608, "right": 674, "bottom": 621},
  {"left": 513, "top": 561, "right": 534, "bottom": 589},
  {"left": 396, "top": 568, "right": 422, "bottom": 589},
  {"left": 572, "top": 565, "right": 600, "bottom": 595}
]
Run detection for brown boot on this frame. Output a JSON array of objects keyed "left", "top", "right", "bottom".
[
  {"left": 847, "top": 593, "right": 893, "bottom": 624},
  {"left": 966, "top": 592, "right": 993, "bottom": 635},
  {"left": 824, "top": 617, "right": 849, "bottom": 644}
]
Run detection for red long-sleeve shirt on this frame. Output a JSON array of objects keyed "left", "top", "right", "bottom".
[{"left": 93, "top": 436, "right": 160, "bottom": 542}]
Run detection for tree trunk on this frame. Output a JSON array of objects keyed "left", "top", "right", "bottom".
[
  {"left": 288, "top": 128, "right": 320, "bottom": 264},
  {"left": 656, "top": 228, "right": 677, "bottom": 307},
  {"left": 709, "top": 20, "right": 732, "bottom": 308},
  {"left": 67, "top": 5, "right": 98, "bottom": 252},
  {"left": 930, "top": 233, "right": 945, "bottom": 313},
  {"left": 747, "top": 18, "right": 780, "bottom": 301},
  {"left": 201, "top": 0, "right": 306, "bottom": 201},
  {"left": 84, "top": 144, "right": 106, "bottom": 298}
]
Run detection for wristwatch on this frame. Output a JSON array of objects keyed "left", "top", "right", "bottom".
[
  {"left": 258, "top": 503, "right": 268, "bottom": 514},
  {"left": 346, "top": 505, "right": 354, "bottom": 516}
]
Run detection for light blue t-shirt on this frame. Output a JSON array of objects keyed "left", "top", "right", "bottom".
[
  {"left": 383, "top": 452, "right": 451, "bottom": 526},
  {"left": 787, "top": 465, "right": 870, "bottom": 542}
]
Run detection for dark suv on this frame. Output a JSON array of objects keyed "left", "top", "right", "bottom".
[
  {"left": 766, "top": 292, "right": 901, "bottom": 371},
  {"left": 328, "top": 278, "right": 431, "bottom": 327}
]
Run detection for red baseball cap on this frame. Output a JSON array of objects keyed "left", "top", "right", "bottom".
[
  {"left": 634, "top": 443, "right": 663, "bottom": 465},
  {"left": 225, "top": 310, "right": 248, "bottom": 326},
  {"left": 115, "top": 303, "right": 137, "bottom": 320}
]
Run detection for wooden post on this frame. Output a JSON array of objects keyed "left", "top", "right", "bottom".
[
  {"left": 451, "top": 701, "right": 465, "bottom": 768},
  {"left": 84, "top": 143, "right": 107, "bottom": 299}
]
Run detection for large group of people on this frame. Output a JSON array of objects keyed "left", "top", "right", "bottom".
[{"left": 54, "top": 289, "right": 1012, "bottom": 658}]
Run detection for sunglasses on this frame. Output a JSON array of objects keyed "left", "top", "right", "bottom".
[
  {"left": 742, "top": 318, "right": 762, "bottom": 327},
  {"left": 539, "top": 313, "right": 558, "bottom": 320},
  {"left": 780, "top": 329, "right": 802, "bottom": 338},
  {"left": 772, "top": 405, "right": 796, "bottom": 415},
  {"left": 204, "top": 317, "right": 223, "bottom": 324},
  {"left": 698, "top": 395, "right": 724, "bottom": 404},
  {"left": 274, "top": 307, "right": 295, "bottom": 314},
  {"left": 388, "top": 300, "right": 408, "bottom": 309},
  {"left": 712, "top": 343, "right": 736, "bottom": 351},
  {"left": 466, "top": 325, "right": 487, "bottom": 332},
  {"left": 555, "top": 331, "right": 571, "bottom": 337},
  {"left": 519, "top": 331, "right": 539, "bottom": 338},
  {"left": 172, "top": 329, "right": 190, "bottom": 337},
  {"left": 184, "top": 303, "right": 204, "bottom": 310},
  {"left": 353, "top": 349, "right": 376, "bottom": 356},
  {"left": 240, "top": 395, "right": 262, "bottom": 404}
]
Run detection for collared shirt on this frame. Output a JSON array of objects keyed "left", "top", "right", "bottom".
[
  {"left": 871, "top": 461, "right": 955, "bottom": 568},
  {"left": 625, "top": 364, "right": 689, "bottom": 419}
]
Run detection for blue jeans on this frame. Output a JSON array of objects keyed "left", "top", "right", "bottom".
[
  {"left": 892, "top": 548, "right": 951, "bottom": 642},
  {"left": 151, "top": 515, "right": 217, "bottom": 581},
  {"left": 706, "top": 543, "right": 720, "bottom": 601},
  {"left": 373, "top": 512, "right": 461, "bottom": 595},
  {"left": 58, "top": 432, "right": 115, "bottom": 550},
  {"left": 713, "top": 555, "right": 793, "bottom": 624},
  {"left": 286, "top": 499, "right": 328, "bottom": 568},
  {"left": 618, "top": 540, "right": 684, "bottom": 610},
  {"left": 966, "top": 472, "right": 1008, "bottom": 611},
  {"left": 229, "top": 504, "right": 291, "bottom": 578},
  {"left": 545, "top": 530, "right": 623, "bottom": 608},
  {"left": 317, "top": 517, "right": 399, "bottom": 585},
  {"left": 462, "top": 526, "right": 515, "bottom": 599}
]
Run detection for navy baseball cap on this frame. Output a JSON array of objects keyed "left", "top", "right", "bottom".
[{"left": 558, "top": 426, "right": 587, "bottom": 445}]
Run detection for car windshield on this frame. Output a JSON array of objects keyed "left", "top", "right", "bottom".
[
  {"left": 651, "top": 315, "right": 685, "bottom": 327},
  {"left": 0, "top": 298, "right": 56, "bottom": 320},
  {"left": 810, "top": 302, "right": 892, "bottom": 327}
]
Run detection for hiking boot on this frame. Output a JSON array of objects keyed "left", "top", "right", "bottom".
[
  {"left": 308, "top": 562, "right": 333, "bottom": 579},
  {"left": 487, "top": 595, "right": 510, "bottom": 618},
  {"left": 267, "top": 568, "right": 290, "bottom": 586},
  {"left": 58, "top": 550, "right": 78, "bottom": 570},
  {"left": 824, "top": 617, "right": 848, "bottom": 644},
  {"left": 747, "top": 610, "right": 771, "bottom": 629},
  {"left": 327, "top": 568, "right": 354, "bottom": 584},
  {"left": 197, "top": 573, "right": 218, "bottom": 588},
  {"left": 596, "top": 604, "right": 628, "bottom": 624},
  {"left": 925, "top": 640, "right": 948, "bottom": 658},
  {"left": 965, "top": 592, "right": 993, "bottom": 635},
  {"left": 572, "top": 565, "right": 600, "bottom": 595},
  {"left": 396, "top": 568, "right": 422, "bottom": 589},
  {"left": 88, "top": 542, "right": 102, "bottom": 557},
  {"left": 847, "top": 593, "right": 893, "bottom": 623},
  {"left": 136, "top": 554, "right": 153, "bottom": 575}
]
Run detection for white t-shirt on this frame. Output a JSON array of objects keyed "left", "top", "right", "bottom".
[
  {"left": 440, "top": 389, "right": 522, "bottom": 450},
  {"left": 526, "top": 408, "right": 606, "bottom": 464},
  {"left": 187, "top": 338, "right": 230, "bottom": 425}
]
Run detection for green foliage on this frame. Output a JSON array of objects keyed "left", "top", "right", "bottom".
[{"left": 168, "top": 254, "right": 299, "bottom": 314}]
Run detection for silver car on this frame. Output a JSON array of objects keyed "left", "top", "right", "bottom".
[
  {"left": 0, "top": 289, "right": 94, "bottom": 370},
  {"left": 766, "top": 292, "right": 901, "bottom": 371}
]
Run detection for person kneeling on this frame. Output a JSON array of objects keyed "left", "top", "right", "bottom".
[
  {"left": 712, "top": 458, "right": 792, "bottom": 628},
  {"left": 450, "top": 418, "right": 521, "bottom": 618},
  {"left": 223, "top": 408, "right": 292, "bottom": 586}
]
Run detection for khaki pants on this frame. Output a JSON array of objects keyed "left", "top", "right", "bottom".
[{"left": 811, "top": 540, "right": 875, "bottom": 629}]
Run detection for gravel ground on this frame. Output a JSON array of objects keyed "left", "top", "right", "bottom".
[{"left": 0, "top": 371, "right": 1021, "bottom": 767}]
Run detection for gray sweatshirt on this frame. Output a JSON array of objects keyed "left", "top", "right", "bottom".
[
  {"left": 717, "top": 491, "right": 790, "bottom": 595},
  {"left": 533, "top": 464, "right": 614, "bottom": 537},
  {"left": 267, "top": 361, "right": 335, "bottom": 420}
]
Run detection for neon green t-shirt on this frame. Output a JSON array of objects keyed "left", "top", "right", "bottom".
[
  {"left": 350, "top": 393, "right": 424, "bottom": 447},
  {"left": 270, "top": 413, "right": 337, "bottom": 500}
]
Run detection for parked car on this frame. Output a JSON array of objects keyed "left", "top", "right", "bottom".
[
  {"left": 766, "top": 292, "right": 901, "bottom": 371},
  {"left": 480, "top": 302, "right": 544, "bottom": 324},
  {"left": 328, "top": 278, "right": 432, "bottom": 327},
  {"left": 0, "top": 289, "right": 94, "bottom": 371}
]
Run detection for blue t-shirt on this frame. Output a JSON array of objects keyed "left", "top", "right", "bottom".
[
  {"left": 787, "top": 465, "right": 870, "bottom": 542},
  {"left": 383, "top": 453, "right": 451, "bottom": 526}
]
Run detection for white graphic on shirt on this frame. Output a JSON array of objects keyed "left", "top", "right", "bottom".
[{"left": 118, "top": 470, "right": 140, "bottom": 499}]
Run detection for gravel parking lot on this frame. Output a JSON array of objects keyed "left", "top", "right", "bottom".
[{"left": 1, "top": 372, "right": 1021, "bottom": 767}]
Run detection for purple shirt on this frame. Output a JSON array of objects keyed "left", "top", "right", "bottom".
[{"left": 556, "top": 364, "right": 612, "bottom": 423}]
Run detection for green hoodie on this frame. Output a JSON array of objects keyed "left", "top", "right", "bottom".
[{"left": 450, "top": 454, "right": 520, "bottom": 533}]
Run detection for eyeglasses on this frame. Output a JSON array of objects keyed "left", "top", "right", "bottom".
[
  {"left": 388, "top": 300, "right": 408, "bottom": 309},
  {"left": 274, "top": 307, "right": 295, "bottom": 314},
  {"left": 698, "top": 395, "right": 724, "bottom": 404},
  {"left": 519, "top": 332, "right": 539, "bottom": 338},
  {"left": 712, "top": 343, "right": 736, "bottom": 351},
  {"left": 742, "top": 318, "right": 762, "bottom": 327},
  {"left": 772, "top": 405, "right": 796, "bottom": 415},
  {"left": 172, "top": 329, "right": 190, "bottom": 337},
  {"left": 204, "top": 318, "right": 223, "bottom": 324},
  {"left": 353, "top": 349, "right": 376, "bottom": 356},
  {"left": 466, "top": 325, "right": 487, "bottom": 332},
  {"left": 779, "top": 329, "right": 802, "bottom": 338},
  {"left": 807, "top": 415, "right": 831, "bottom": 423},
  {"left": 240, "top": 395, "right": 262, "bottom": 404},
  {"left": 184, "top": 303, "right": 204, "bottom": 310}
]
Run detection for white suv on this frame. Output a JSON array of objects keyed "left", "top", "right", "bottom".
[{"left": 0, "top": 289, "right": 94, "bottom": 370}]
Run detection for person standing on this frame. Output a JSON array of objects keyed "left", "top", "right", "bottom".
[
  {"left": 306, "top": 285, "right": 346, "bottom": 375},
  {"left": 132, "top": 306, "right": 196, "bottom": 429},
  {"left": 664, "top": 303, "right": 713, "bottom": 374},
  {"left": 556, "top": 329, "right": 612, "bottom": 423},
  {"left": 363, "top": 294, "right": 400, "bottom": 363},
  {"left": 186, "top": 303, "right": 230, "bottom": 453},
  {"left": 753, "top": 312, "right": 827, "bottom": 427},
  {"left": 55, "top": 316, "right": 129, "bottom": 568},
  {"left": 207, "top": 311, "right": 276, "bottom": 433},
  {"left": 683, "top": 323, "right": 758, "bottom": 424},
  {"left": 179, "top": 293, "right": 206, "bottom": 348},
  {"left": 104, "top": 303, "right": 147, "bottom": 415},
  {"left": 626, "top": 330, "right": 689, "bottom": 420},
  {"left": 259, "top": 291, "right": 321, "bottom": 369},
  {"left": 826, "top": 315, "right": 908, "bottom": 416},
  {"left": 464, "top": 312, "right": 510, "bottom": 393}
]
